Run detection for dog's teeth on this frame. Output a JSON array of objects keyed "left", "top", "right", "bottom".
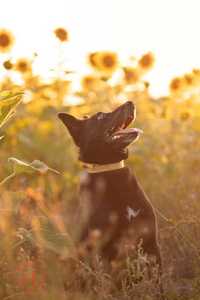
[{"left": 112, "top": 135, "right": 120, "bottom": 140}]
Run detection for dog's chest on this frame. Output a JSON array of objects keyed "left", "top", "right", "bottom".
[{"left": 79, "top": 170, "right": 143, "bottom": 220}]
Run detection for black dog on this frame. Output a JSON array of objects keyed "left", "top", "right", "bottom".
[{"left": 58, "top": 101, "right": 162, "bottom": 270}]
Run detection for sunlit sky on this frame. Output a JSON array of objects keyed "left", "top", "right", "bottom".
[{"left": 1, "top": 0, "right": 200, "bottom": 96}]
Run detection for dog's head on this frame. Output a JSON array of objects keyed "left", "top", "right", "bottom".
[{"left": 58, "top": 101, "right": 142, "bottom": 164}]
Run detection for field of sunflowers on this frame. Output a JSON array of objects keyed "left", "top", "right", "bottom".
[{"left": 0, "top": 27, "right": 200, "bottom": 300}]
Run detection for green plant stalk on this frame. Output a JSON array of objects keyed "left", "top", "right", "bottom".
[{"left": 0, "top": 172, "right": 16, "bottom": 186}]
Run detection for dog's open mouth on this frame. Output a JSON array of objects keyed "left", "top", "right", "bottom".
[
  {"left": 112, "top": 127, "right": 143, "bottom": 140},
  {"left": 111, "top": 117, "right": 143, "bottom": 139},
  {"left": 106, "top": 103, "right": 143, "bottom": 145}
]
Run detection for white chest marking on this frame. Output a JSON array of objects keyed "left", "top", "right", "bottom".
[{"left": 126, "top": 206, "right": 140, "bottom": 222}]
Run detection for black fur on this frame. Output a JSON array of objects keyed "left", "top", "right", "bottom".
[{"left": 58, "top": 101, "right": 162, "bottom": 272}]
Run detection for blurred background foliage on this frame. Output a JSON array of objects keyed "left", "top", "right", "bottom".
[{"left": 0, "top": 27, "right": 200, "bottom": 299}]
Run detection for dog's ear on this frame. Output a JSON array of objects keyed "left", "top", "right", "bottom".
[{"left": 58, "top": 112, "right": 82, "bottom": 146}]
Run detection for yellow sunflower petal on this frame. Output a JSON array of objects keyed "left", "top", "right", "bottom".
[
  {"left": 81, "top": 75, "right": 104, "bottom": 91},
  {"left": 123, "top": 67, "right": 141, "bottom": 84},
  {"left": 184, "top": 73, "right": 196, "bottom": 87},
  {"left": 88, "top": 52, "right": 99, "bottom": 68}
]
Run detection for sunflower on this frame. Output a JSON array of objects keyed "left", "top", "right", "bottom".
[
  {"left": 169, "top": 77, "right": 185, "bottom": 93},
  {"left": 81, "top": 75, "right": 103, "bottom": 91},
  {"left": 3, "top": 60, "right": 13, "bottom": 70},
  {"left": 184, "top": 73, "right": 196, "bottom": 87},
  {"left": 192, "top": 69, "right": 200, "bottom": 85},
  {"left": 123, "top": 67, "right": 141, "bottom": 84},
  {"left": 0, "top": 29, "right": 15, "bottom": 53},
  {"left": 89, "top": 51, "right": 118, "bottom": 75},
  {"left": 88, "top": 52, "right": 99, "bottom": 68},
  {"left": 139, "top": 52, "right": 155, "bottom": 70},
  {"left": 99, "top": 51, "right": 118, "bottom": 73},
  {"left": 15, "top": 58, "right": 32, "bottom": 73},
  {"left": 54, "top": 28, "right": 68, "bottom": 42},
  {"left": 192, "top": 68, "right": 200, "bottom": 76}
]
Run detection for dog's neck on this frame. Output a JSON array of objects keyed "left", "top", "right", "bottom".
[{"left": 82, "top": 160, "right": 125, "bottom": 174}]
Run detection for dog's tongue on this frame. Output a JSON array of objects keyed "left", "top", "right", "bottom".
[{"left": 115, "top": 128, "right": 143, "bottom": 135}]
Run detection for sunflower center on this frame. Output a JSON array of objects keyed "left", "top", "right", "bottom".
[
  {"left": 170, "top": 79, "right": 181, "bottom": 90},
  {"left": 0, "top": 33, "right": 10, "bottom": 47},
  {"left": 3, "top": 60, "right": 13, "bottom": 70},
  {"left": 18, "top": 62, "right": 28, "bottom": 72},
  {"left": 139, "top": 54, "right": 154, "bottom": 68},
  {"left": 55, "top": 28, "right": 68, "bottom": 42},
  {"left": 102, "top": 55, "right": 115, "bottom": 68}
]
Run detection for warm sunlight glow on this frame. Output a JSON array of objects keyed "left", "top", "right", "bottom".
[
  {"left": 0, "top": 0, "right": 200, "bottom": 96},
  {"left": 1, "top": 2, "right": 200, "bottom": 299}
]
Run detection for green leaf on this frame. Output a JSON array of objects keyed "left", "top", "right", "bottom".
[
  {"left": 30, "top": 160, "right": 60, "bottom": 174},
  {"left": 0, "top": 158, "right": 60, "bottom": 185},
  {"left": 0, "top": 90, "right": 23, "bottom": 102},
  {"left": 0, "top": 91, "right": 23, "bottom": 128},
  {"left": 0, "top": 172, "right": 16, "bottom": 185},
  {"left": 8, "top": 157, "right": 35, "bottom": 175},
  {"left": 8, "top": 157, "right": 60, "bottom": 175}
]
